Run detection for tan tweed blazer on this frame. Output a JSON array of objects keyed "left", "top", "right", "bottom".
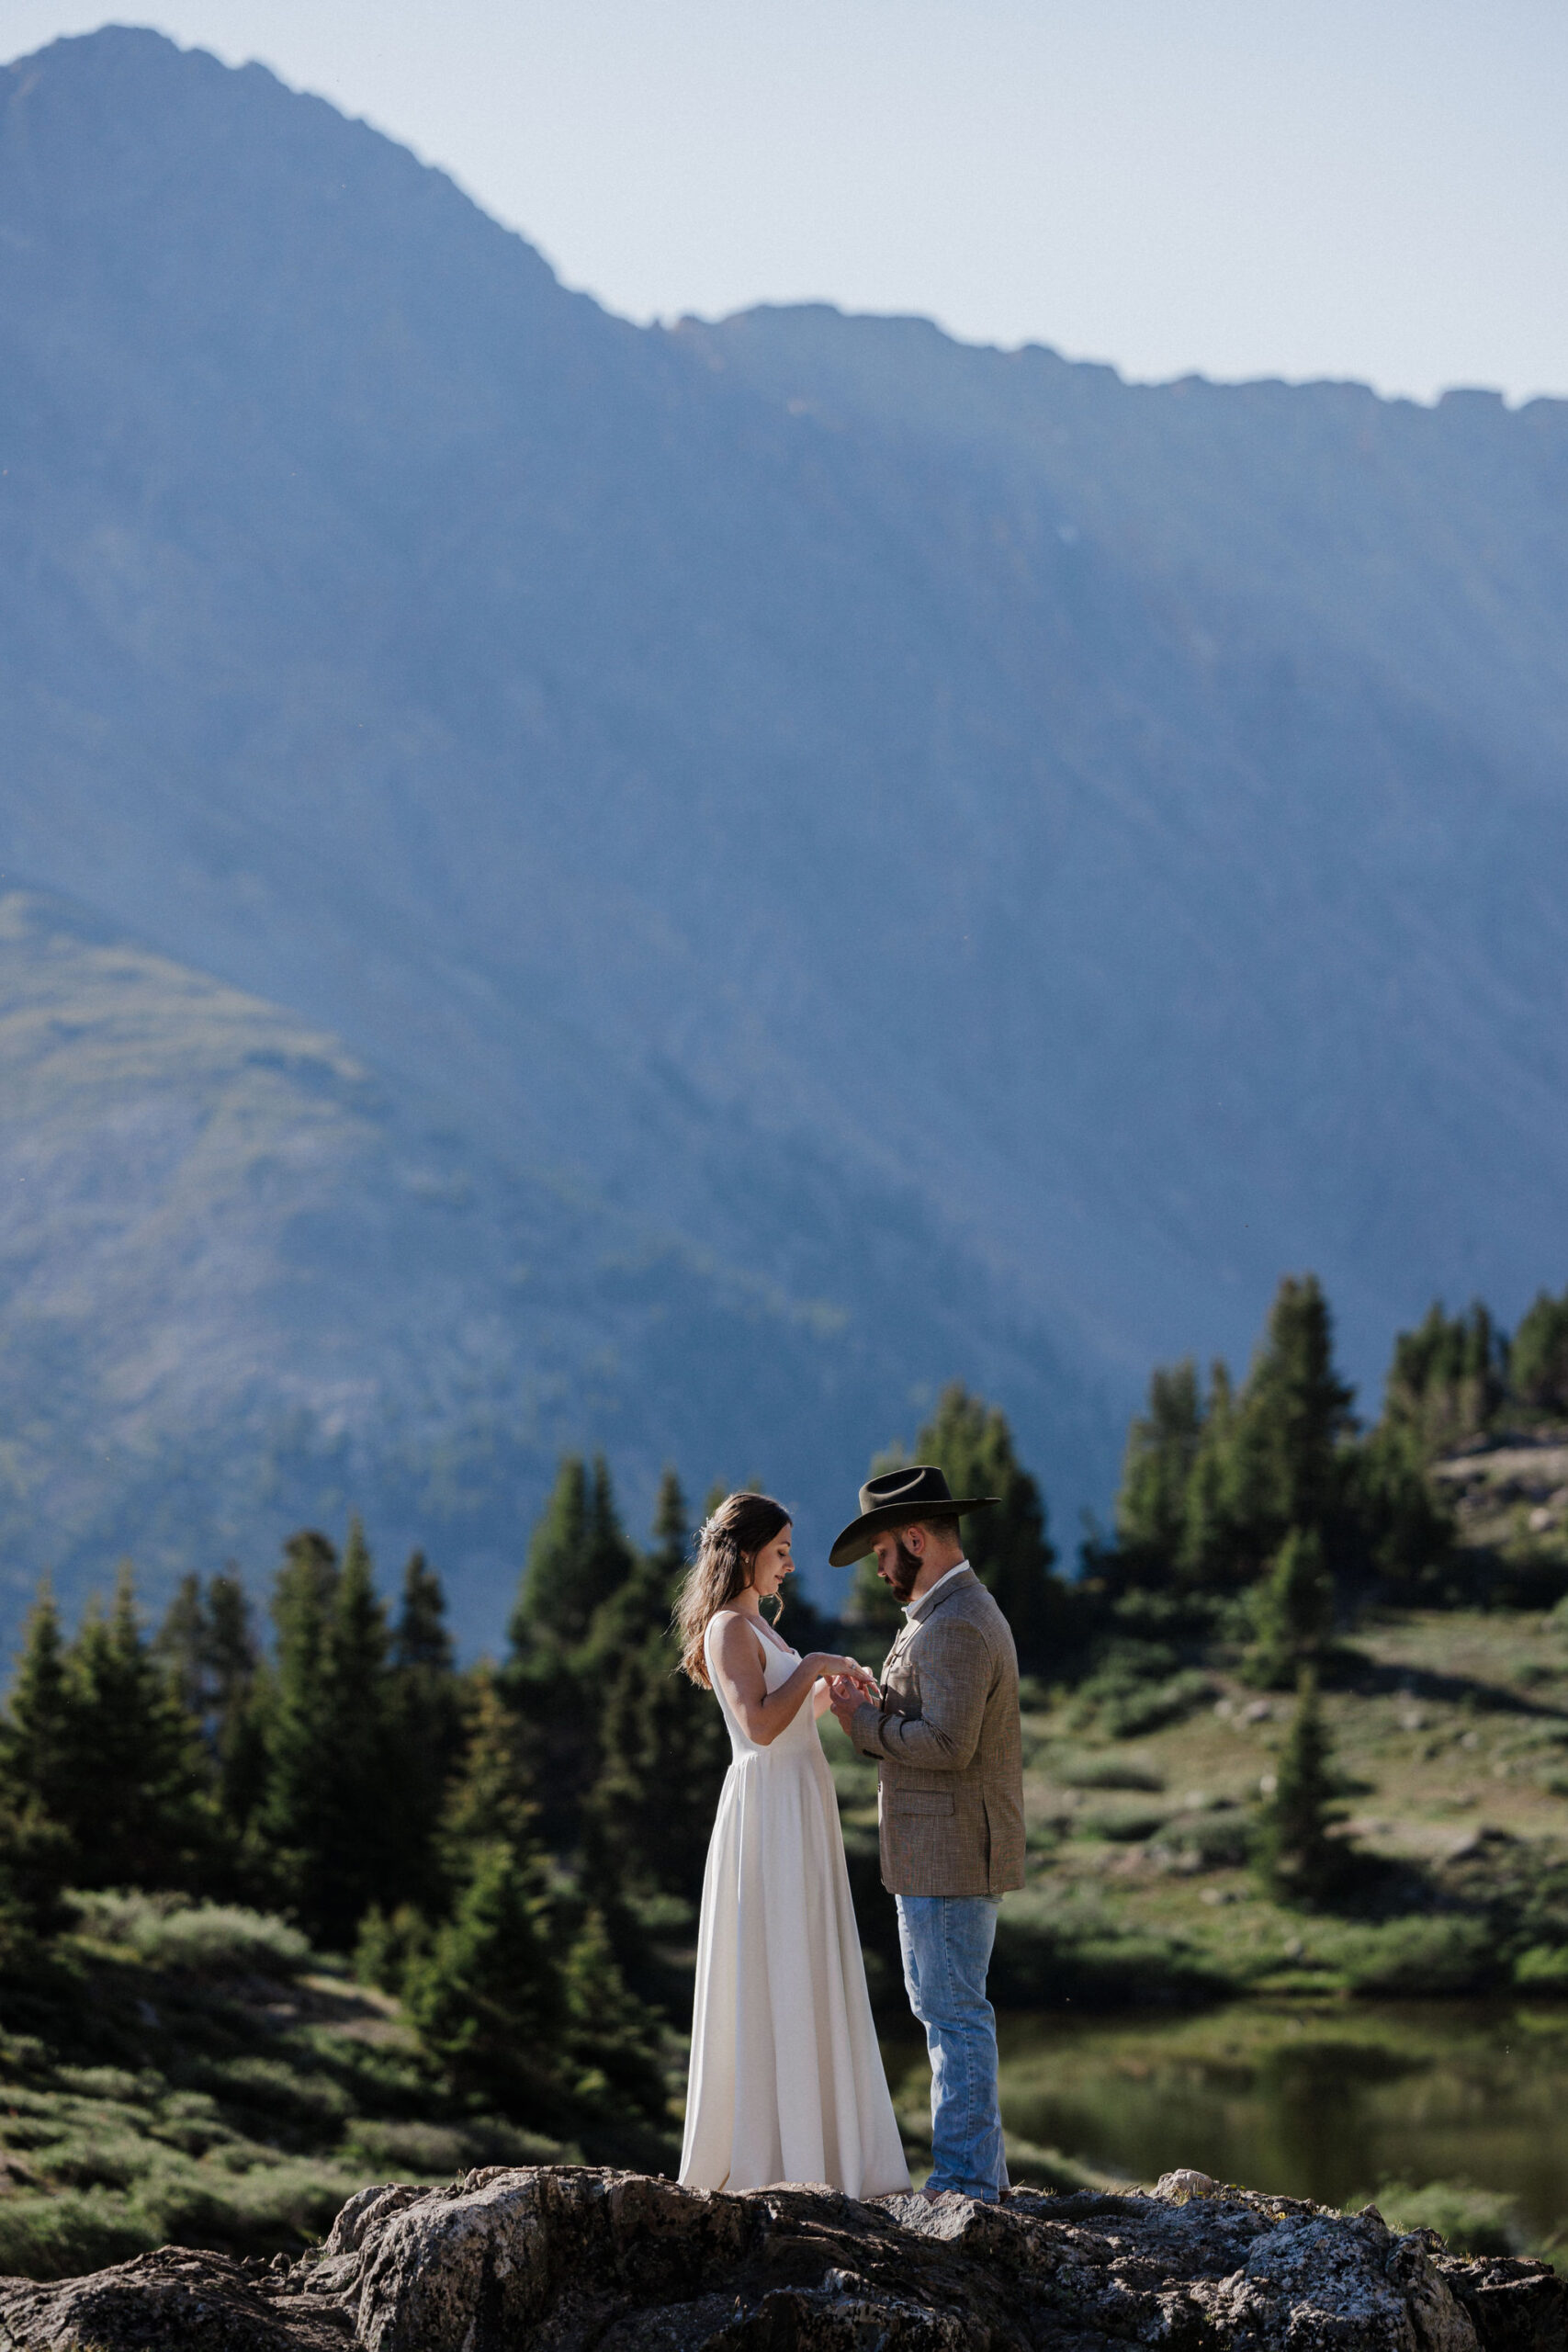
[{"left": 847, "top": 1566, "right": 1025, "bottom": 1899}]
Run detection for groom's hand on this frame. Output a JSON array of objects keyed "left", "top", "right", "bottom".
[{"left": 828, "top": 1673, "right": 870, "bottom": 1736}]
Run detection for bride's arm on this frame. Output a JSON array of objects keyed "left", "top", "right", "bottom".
[{"left": 710, "top": 1616, "right": 875, "bottom": 1747}]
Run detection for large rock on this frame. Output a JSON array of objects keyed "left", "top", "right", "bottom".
[{"left": 0, "top": 2166, "right": 1560, "bottom": 2352}]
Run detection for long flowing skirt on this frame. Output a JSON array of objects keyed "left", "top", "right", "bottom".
[{"left": 679, "top": 1741, "right": 910, "bottom": 2198}]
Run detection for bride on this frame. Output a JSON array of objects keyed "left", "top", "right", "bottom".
[{"left": 675, "top": 1491, "right": 911, "bottom": 2199}]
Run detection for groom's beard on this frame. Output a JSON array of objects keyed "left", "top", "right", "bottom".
[{"left": 882, "top": 1536, "right": 923, "bottom": 1606}]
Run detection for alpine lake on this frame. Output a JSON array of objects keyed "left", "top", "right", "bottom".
[{"left": 886, "top": 1999, "right": 1568, "bottom": 2248}]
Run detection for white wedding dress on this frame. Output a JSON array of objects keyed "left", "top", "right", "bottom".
[{"left": 679, "top": 1612, "right": 910, "bottom": 2198}]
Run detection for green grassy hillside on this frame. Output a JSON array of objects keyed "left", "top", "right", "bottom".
[
  {"left": 0, "top": 1891, "right": 657, "bottom": 2280},
  {"left": 827, "top": 1602, "right": 1568, "bottom": 2010}
]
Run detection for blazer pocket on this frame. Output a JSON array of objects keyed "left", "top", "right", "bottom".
[{"left": 889, "top": 1790, "right": 956, "bottom": 1815}]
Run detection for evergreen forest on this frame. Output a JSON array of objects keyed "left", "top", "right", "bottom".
[{"left": 6, "top": 1270, "right": 1568, "bottom": 2270}]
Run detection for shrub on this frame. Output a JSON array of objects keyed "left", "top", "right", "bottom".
[
  {"left": 1351, "top": 2179, "right": 1521, "bottom": 2256},
  {"left": 1075, "top": 1802, "right": 1170, "bottom": 1844},
  {"left": 1053, "top": 1754, "right": 1165, "bottom": 1792},
  {"left": 990, "top": 1894, "right": 1234, "bottom": 2007},
  {"left": 1074, "top": 1668, "right": 1214, "bottom": 1741},
  {"left": 1328, "top": 1916, "right": 1495, "bottom": 1996},
  {"left": 0, "top": 2191, "right": 153, "bottom": 2280},
  {"left": 135, "top": 2155, "right": 361, "bottom": 2245},
  {"left": 1513, "top": 1942, "right": 1568, "bottom": 1990},
  {"left": 50, "top": 2065, "right": 154, "bottom": 2103},
  {"left": 354, "top": 1902, "right": 431, "bottom": 1996},
  {"left": 193, "top": 2055, "right": 354, "bottom": 2125},
  {"left": 1490, "top": 1555, "right": 1568, "bottom": 1612},
  {"left": 1151, "top": 1809, "right": 1253, "bottom": 1871},
  {"left": 70, "top": 1891, "right": 310, "bottom": 1976},
  {"left": 343, "top": 2115, "right": 570, "bottom": 2174}
]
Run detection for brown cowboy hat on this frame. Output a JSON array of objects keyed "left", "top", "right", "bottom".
[{"left": 829, "top": 1464, "right": 999, "bottom": 1569}]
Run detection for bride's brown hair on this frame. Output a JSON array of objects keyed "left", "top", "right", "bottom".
[{"left": 675, "top": 1490, "right": 793, "bottom": 1686}]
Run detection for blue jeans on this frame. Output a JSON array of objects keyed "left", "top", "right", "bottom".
[{"left": 896, "top": 1894, "right": 1008, "bottom": 2199}]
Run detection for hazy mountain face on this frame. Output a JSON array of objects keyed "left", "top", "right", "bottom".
[
  {"left": 1, "top": 27, "right": 1565, "bottom": 1636},
  {"left": 0, "top": 887, "right": 1076, "bottom": 1642}
]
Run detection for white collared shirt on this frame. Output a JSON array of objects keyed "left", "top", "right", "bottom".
[{"left": 904, "top": 1559, "right": 971, "bottom": 1618}]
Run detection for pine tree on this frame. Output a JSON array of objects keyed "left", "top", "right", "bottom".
[
  {"left": 1245, "top": 1528, "right": 1335, "bottom": 1690},
  {"left": 1352, "top": 1425, "right": 1457, "bottom": 1600},
  {"left": 584, "top": 1479, "right": 682, "bottom": 1669},
  {"left": 326, "top": 1516, "right": 397, "bottom": 1896},
  {"left": 844, "top": 1535, "right": 905, "bottom": 1631},
  {"left": 1253, "top": 1669, "right": 1345, "bottom": 1904},
  {"left": 1102, "top": 1276, "right": 1467, "bottom": 1618},
  {"left": 5, "top": 1584, "right": 73, "bottom": 1832},
  {"left": 1178, "top": 1279, "right": 1354, "bottom": 1594},
  {"left": 845, "top": 1388, "right": 1065, "bottom": 1668},
  {"left": 650, "top": 1466, "right": 690, "bottom": 1589},
  {"left": 360, "top": 1661, "right": 531, "bottom": 1999},
  {"left": 1381, "top": 1301, "right": 1504, "bottom": 1455},
  {"left": 583, "top": 1634, "right": 730, "bottom": 1911},
  {"left": 1178, "top": 1361, "right": 1235, "bottom": 1584},
  {"left": 558, "top": 1905, "right": 669, "bottom": 2124},
  {"left": 402, "top": 1662, "right": 581, "bottom": 2120},
  {"left": 1233, "top": 1274, "right": 1355, "bottom": 1539},
  {"left": 1115, "top": 1359, "right": 1203, "bottom": 1577},
  {"left": 57, "top": 1567, "right": 215, "bottom": 1889},
  {"left": 0, "top": 1584, "right": 76, "bottom": 1928},
  {"left": 206, "top": 1572, "right": 267, "bottom": 1837},
  {"left": 1510, "top": 1288, "right": 1568, "bottom": 1418},
  {"left": 509, "top": 1455, "right": 637, "bottom": 1658},
  {"left": 0, "top": 1795, "right": 72, "bottom": 1944},
  {"left": 387, "top": 1552, "right": 463, "bottom": 1915},
  {"left": 506, "top": 1456, "right": 638, "bottom": 1844},
  {"left": 254, "top": 1530, "right": 338, "bottom": 1917},
  {"left": 392, "top": 1551, "right": 455, "bottom": 1676},
  {"left": 153, "top": 1570, "right": 266, "bottom": 1838},
  {"left": 581, "top": 1475, "right": 728, "bottom": 1915},
  {"left": 402, "top": 1840, "right": 568, "bottom": 2124},
  {"left": 255, "top": 1522, "right": 399, "bottom": 1946},
  {"left": 438, "top": 1664, "right": 537, "bottom": 1883},
  {"left": 844, "top": 1439, "right": 921, "bottom": 1631},
  {"left": 154, "top": 1573, "right": 209, "bottom": 1721}
]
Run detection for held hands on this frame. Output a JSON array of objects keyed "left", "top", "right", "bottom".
[
  {"left": 807, "top": 1653, "right": 879, "bottom": 1702},
  {"left": 820, "top": 1661, "right": 879, "bottom": 1736}
]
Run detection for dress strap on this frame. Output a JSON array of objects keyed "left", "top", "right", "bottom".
[{"left": 711, "top": 1610, "right": 791, "bottom": 1671}]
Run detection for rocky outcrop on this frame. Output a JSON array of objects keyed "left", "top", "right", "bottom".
[{"left": 0, "top": 2165, "right": 1560, "bottom": 2352}]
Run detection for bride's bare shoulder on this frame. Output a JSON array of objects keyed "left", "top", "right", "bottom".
[{"left": 709, "top": 1610, "right": 762, "bottom": 1657}]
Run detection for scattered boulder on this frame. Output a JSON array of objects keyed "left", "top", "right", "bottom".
[{"left": 0, "top": 2165, "right": 1560, "bottom": 2352}]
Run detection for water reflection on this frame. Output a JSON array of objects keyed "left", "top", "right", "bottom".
[{"left": 889, "top": 2002, "right": 1568, "bottom": 2236}]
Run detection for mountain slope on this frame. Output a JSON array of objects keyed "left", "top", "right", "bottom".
[
  {"left": 1, "top": 27, "right": 1566, "bottom": 1629},
  {"left": 0, "top": 889, "right": 1079, "bottom": 1640}
]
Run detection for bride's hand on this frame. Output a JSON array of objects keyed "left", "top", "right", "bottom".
[{"left": 811, "top": 1654, "right": 879, "bottom": 1697}]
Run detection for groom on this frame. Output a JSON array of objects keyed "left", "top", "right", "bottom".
[{"left": 827, "top": 1467, "right": 1025, "bottom": 2204}]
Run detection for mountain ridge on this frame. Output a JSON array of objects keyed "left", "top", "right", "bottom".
[{"left": 2, "top": 26, "right": 1565, "bottom": 1635}]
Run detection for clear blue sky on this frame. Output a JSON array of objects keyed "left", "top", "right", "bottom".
[{"left": 5, "top": 0, "right": 1566, "bottom": 401}]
